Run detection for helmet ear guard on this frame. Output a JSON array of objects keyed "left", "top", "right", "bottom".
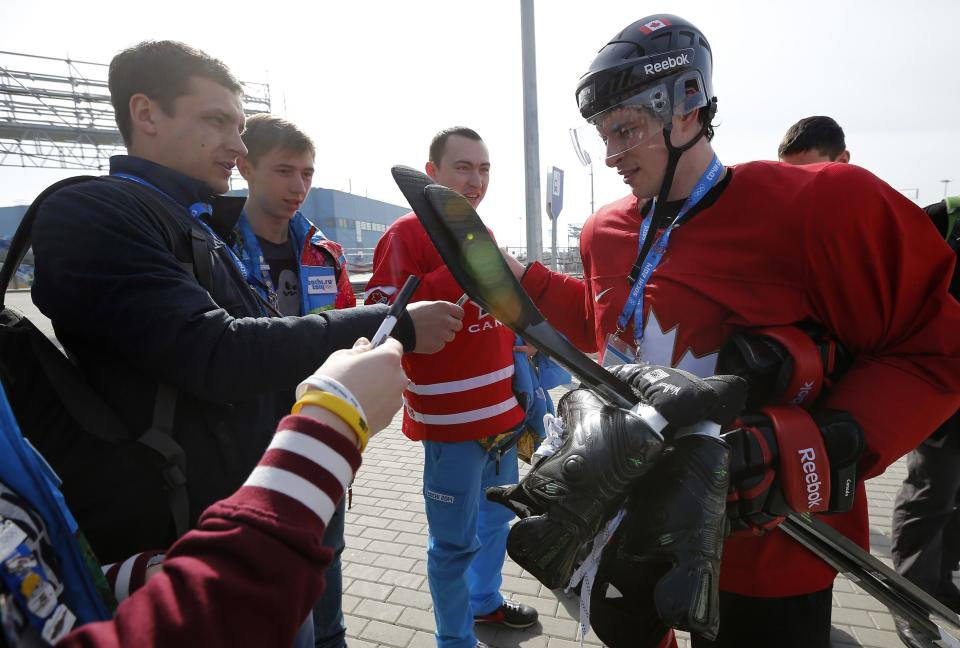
[{"left": 672, "top": 70, "right": 712, "bottom": 119}]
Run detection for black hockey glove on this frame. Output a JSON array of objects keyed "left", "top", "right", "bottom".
[
  {"left": 717, "top": 325, "right": 847, "bottom": 410},
  {"left": 591, "top": 432, "right": 731, "bottom": 646},
  {"left": 724, "top": 406, "right": 865, "bottom": 535},
  {"left": 486, "top": 387, "right": 665, "bottom": 589},
  {"left": 607, "top": 364, "right": 745, "bottom": 429},
  {"left": 486, "top": 364, "right": 746, "bottom": 590}
]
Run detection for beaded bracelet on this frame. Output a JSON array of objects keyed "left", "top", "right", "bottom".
[{"left": 292, "top": 390, "right": 370, "bottom": 452}]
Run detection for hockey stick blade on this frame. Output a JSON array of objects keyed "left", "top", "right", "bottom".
[
  {"left": 390, "top": 165, "right": 636, "bottom": 408},
  {"left": 391, "top": 164, "right": 959, "bottom": 637}
]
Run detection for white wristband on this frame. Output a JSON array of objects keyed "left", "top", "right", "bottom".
[
  {"left": 631, "top": 403, "right": 668, "bottom": 437},
  {"left": 295, "top": 375, "right": 368, "bottom": 424}
]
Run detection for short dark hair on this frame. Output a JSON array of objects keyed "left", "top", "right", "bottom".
[
  {"left": 778, "top": 116, "right": 846, "bottom": 160},
  {"left": 109, "top": 40, "right": 242, "bottom": 146},
  {"left": 429, "top": 127, "right": 483, "bottom": 166},
  {"left": 241, "top": 114, "right": 315, "bottom": 165},
  {"left": 697, "top": 102, "right": 717, "bottom": 142}
]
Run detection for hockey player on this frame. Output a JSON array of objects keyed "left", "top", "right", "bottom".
[{"left": 499, "top": 14, "right": 960, "bottom": 648}]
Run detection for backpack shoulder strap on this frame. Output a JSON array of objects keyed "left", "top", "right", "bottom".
[
  {"left": 98, "top": 176, "right": 216, "bottom": 294},
  {"left": 9, "top": 175, "right": 192, "bottom": 537},
  {"left": 0, "top": 176, "right": 95, "bottom": 307},
  {"left": 189, "top": 229, "right": 214, "bottom": 293},
  {"left": 138, "top": 383, "right": 189, "bottom": 537}
]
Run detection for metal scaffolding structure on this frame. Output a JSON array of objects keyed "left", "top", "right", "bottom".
[{"left": 0, "top": 50, "right": 271, "bottom": 170}]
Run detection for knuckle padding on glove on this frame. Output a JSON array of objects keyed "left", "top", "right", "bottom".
[
  {"left": 754, "top": 327, "right": 825, "bottom": 406},
  {"left": 719, "top": 325, "right": 827, "bottom": 409},
  {"left": 726, "top": 426, "right": 775, "bottom": 503},
  {"left": 762, "top": 405, "right": 831, "bottom": 513}
]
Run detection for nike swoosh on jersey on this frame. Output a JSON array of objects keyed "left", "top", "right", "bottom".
[{"left": 595, "top": 287, "right": 615, "bottom": 302}]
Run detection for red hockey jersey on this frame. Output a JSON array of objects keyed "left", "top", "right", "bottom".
[
  {"left": 365, "top": 213, "right": 523, "bottom": 442},
  {"left": 523, "top": 160, "right": 960, "bottom": 596}
]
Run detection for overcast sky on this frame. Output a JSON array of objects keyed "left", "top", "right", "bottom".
[{"left": 1, "top": 0, "right": 958, "bottom": 248}]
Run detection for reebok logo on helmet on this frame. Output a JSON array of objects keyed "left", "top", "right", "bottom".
[{"left": 643, "top": 51, "right": 692, "bottom": 77}]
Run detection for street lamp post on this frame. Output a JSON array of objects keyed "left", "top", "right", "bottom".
[
  {"left": 941, "top": 179, "right": 952, "bottom": 199},
  {"left": 520, "top": 0, "right": 542, "bottom": 263}
]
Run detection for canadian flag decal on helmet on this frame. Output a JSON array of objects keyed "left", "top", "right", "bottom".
[{"left": 639, "top": 18, "right": 671, "bottom": 34}]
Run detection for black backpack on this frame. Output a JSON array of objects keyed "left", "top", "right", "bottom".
[{"left": 0, "top": 176, "right": 214, "bottom": 562}]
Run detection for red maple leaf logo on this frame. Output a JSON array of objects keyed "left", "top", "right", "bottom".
[{"left": 639, "top": 18, "right": 671, "bottom": 34}]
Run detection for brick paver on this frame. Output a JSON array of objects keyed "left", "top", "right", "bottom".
[{"left": 343, "top": 392, "right": 930, "bottom": 648}]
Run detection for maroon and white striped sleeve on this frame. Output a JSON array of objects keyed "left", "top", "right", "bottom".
[
  {"left": 212, "top": 414, "right": 361, "bottom": 530},
  {"left": 59, "top": 416, "right": 362, "bottom": 648},
  {"left": 101, "top": 550, "right": 165, "bottom": 603}
]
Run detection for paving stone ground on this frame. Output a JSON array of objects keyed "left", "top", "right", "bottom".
[{"left": 343, "top": 392, "right": 932, "bottom": 648}]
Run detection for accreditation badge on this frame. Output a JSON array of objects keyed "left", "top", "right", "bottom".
[
  {"left": 303, "top": 265, "right": 338, "bottom": 313},
  {"left": 303, "top": 265, "right": 337, "bottom": 295},
  {"left": 601, "top": 333, "right": 638, "bottom": 368}
]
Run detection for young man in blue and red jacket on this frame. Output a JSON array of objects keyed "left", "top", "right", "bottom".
[
  {"left": 235, "top": 113, "right": 355, "bottom": 317},
  {"left": 234, "top": 114, "right": 357, "bottom": 648}
]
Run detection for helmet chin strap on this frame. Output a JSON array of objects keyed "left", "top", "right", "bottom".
[{"left": 633, "top": 121, "right": 708, "bottom": 274}]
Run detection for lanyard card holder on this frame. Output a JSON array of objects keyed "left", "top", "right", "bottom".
[{"left": 601, "top": 333, "right": 637, "bottom": 368}]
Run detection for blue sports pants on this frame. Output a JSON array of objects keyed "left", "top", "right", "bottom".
[{"left": 423, "top": 439, "right": 518, "bottom": 648}]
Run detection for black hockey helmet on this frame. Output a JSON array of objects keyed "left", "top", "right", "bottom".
[
  {"left": 575, "top": 14, "right": 717, "bottom": 127},
  {"left": 569, "top": 15, "right": 720, "bottom": 277}
]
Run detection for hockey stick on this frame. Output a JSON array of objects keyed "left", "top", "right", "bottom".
[
  {"left": 390, "top": 164, "right": 960, "bottom": 644},
  {"left": 781, "top": 514, "right": 960, "bottom": 646}
]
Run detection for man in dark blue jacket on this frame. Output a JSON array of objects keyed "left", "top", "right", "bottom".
[{"left": 29, "top": 40, "right": 462, "bottom": 564}]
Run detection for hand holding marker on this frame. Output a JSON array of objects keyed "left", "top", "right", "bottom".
[{"left": 370, "top": 275, "right": 421, "bottom": 347}]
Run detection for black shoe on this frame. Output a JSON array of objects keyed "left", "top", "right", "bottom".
[
  {"left": 893, "top": 613, "right": 939, "bottom": 648},
  {"left": 474, "top": 599, "right": 538, "bottom": 629}
]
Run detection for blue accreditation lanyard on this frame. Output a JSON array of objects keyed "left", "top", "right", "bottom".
[
  {"left": 236, "top": 213, "right": 280, "bottom": 296},
  {"left": 615, "top": 155, "right": 724, "bottom": 346},
  {"left": 111, "top": 173, "right": 250, "bottom": 282}
]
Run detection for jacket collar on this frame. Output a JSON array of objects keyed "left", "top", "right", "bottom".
[{"left": 109, "top": 154, "right": 245, "bottom": 239}]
